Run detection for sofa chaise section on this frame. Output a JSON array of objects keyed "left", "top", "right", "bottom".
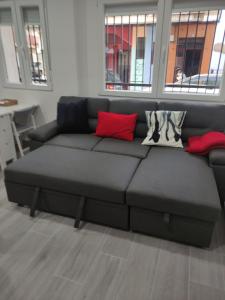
[
  {"left": 5, "top": 145, "right": 140, "bottom": 229},
  {"left": 127, "top": 147, "right": 221, "bottom": 247},
  {"left": 158, "top": 100, "right": 225, "bottom": 207}
]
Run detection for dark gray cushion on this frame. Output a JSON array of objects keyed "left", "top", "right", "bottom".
[
  {"left": 158, "top": 101, "right": 225, "bottom": 141},
  {"left": 87, "top": 97, "right": 109, "bottom": 131},
  {"left": 93, "top": 138, "right": 150, "bottom": 158},
  {"left": 5, "top": 145, "right": 139, "bottom": 204},
  {"left": 57, "top": 100, "right": 90, "bottom": 133},
  {"left": 87, "top": 98, "right": 109, "bottom": 118},
  {"left": 59, "top": 96, "right": 109, "bottom": 132},
  {"left": 109, "top": 99, "right": 158, "bottom": 138},
  {"left": 127, "top": 147, "right": 220, "bottom": 222},
  {"left": 209, "top": 149, "right": 225, "bottom": 206},
  {"left": 209, "top": 149, "right": 225, "bottom": 166},
  {"left": 46, "top": 134, "right": 102, "bottom": 150},
  {"left": 28, "top": 120, "right": 59, "bottom": 142}
]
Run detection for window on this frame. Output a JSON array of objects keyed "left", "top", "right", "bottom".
[
  {"left": 163, "top": 9, "right": 225, "bottom": 95},
  {"left": 0, "top": 6, "right": 22, "bottom": 85},
  {"left": 22, "top": 7, "right": 47, "bottom": 86},
  {"left": 100, "top": 0, "right": 225, "bottom": 101},
  {"left": 104, "top": 3, "right": 157, "bottom": 93},
  {"left": 0, "top": 0, "right": 51, "bottom": 89}
]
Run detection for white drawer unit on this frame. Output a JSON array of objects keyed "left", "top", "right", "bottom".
[{"left": 0, "top": 114, "right": 17, "bottom": 169}]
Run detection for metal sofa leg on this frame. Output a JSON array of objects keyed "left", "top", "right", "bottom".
[
  {"left": 74, "top": 196, "right": 86, "bottom": 228},
  {"left": 30, "top": 187, "right": 40, "bottom": 217}
]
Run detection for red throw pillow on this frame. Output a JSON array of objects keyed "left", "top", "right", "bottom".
[
  {"left": 186, "top": 131, "right": 225, "bottom": 155},
  {"left": 96, "top": 111, "right": 138, "bottom": 141}
]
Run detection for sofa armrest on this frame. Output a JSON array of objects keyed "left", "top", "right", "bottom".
[
  {"left": 209, "top": 149, "right": 225, "bottom": 208},
  {"left": 209, "top": 149, "right": 225, "bottom": 166},
  {"left": 29, "top": 120, "right": 59, "bottom": 143}
]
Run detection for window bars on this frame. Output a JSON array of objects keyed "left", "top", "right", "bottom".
[
  {"left": 25, "top": 24, "right": 47, "bottom": 85},
  {"left": 165, "top": 9, "right": 225, "bottom": 95},
  {"left": 105, "top": 13, "right": 156, "bottom": 92}
]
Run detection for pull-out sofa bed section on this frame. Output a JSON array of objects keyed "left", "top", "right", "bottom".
[{"left": 4, "top": 97, "right": 225, "bottom": 247}]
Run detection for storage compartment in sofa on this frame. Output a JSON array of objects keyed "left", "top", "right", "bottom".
[
  {"left": 5, "top": 181, "right": 129, "bottom": 230},
  {"left": 127, "top": 147, "right": 221, "bottom": 247},
  {"left": 130, "top": 207, "right": 215, "bottom": 247}
]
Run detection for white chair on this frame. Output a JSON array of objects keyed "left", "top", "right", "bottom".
[
  {"left": 11, "top": 106, "right": 37, "bottom": 157},
  {"left": 0, "top": 149, "right": 6, "bottom": 171}
]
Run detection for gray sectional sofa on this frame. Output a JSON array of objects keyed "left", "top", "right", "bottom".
[{"left": 4, "top": 97, "right": 225, "bottom": 247}]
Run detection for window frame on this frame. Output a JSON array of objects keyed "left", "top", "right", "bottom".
[
  {"left": 0, "top": 0, "right": 52, "bottom": 91},
  {"left": 0, "top": 0, "right": 26, "bottom": 88},
  {"left": 98, "top": 0, "right": 165, "bottom": 99},
  {"left": 98, "top": 0, "right": 225, "bottom": 101},
  {"left": 157, "top": 0, "right": 225, "bottom": 101}
]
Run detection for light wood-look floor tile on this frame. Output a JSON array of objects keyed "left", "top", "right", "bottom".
[
  {"left": 36, "top": 276, "right": 81, "bottom": 300},
  {"left": 156, "top": 240, "right": 190, "bottom": 282},
  {"left": 102, "top": 228, "right": 134, "bottom": 259},
  {"left": 75, "top": 253, "right": 121, "bottom": 300},
  {"left": 112, "top": 234, "right": 160, "bottom": 300},
  {"left": 190, "top": 246, "right": 225, "bottom": 290},
  {"left": 189, "top": 282, "right": 225, "bottom": 300},
  {"left": 55, "top": 225, "right": 107, "bottom": 283}
]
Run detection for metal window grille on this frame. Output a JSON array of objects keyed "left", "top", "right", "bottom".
[
  {"left": 165, "top": 9, "right": 225, "bottom": 95},
  {"left": 105, "top": 13, "right": 156, "bottom": 92},
  {"left": 25, "top": 24, "right": 47, "bottom": 85}
]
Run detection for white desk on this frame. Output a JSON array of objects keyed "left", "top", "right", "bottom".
[
  {"left": 0, "top": 100, "right": 38, "bottom": 117},
  {"left": 0, "top": 100, "right": 39, "bottom": 170}
]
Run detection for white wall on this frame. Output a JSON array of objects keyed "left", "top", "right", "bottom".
[
  {"left": 0, "top": 0, "right": 79, "bottom": 124},
  {"left": 75, "top": 0, "right": 100, "bottom": 97}
]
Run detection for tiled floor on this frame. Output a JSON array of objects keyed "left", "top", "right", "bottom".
[{"left": 0, "top": 172, "right": 225, "bottom": 300}]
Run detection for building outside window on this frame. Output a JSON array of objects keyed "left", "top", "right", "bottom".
[
  {"left": 105, "top": 13, "right": 156, "bottom": 92},
  {"left": 164, "top": 10, "right": 225, "bottom": 95}
]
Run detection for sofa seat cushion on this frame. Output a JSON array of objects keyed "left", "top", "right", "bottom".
[
  {"left": 127, "top": 147, "right": 220, "bottom": 222},
  {"left": 5, "top": 145, "right": 140, "bottom": 204},
  {"left": 46, "top": 134, "right": 102, "bottom": 150},
  {"left": 93, "top": 138, "right": 150, "bottom": 158}
]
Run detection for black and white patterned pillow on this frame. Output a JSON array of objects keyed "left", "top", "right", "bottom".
[{"left": 142, "top": 110, "right": 186, "bottom": 148}]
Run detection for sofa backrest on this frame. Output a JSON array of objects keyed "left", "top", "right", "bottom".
[
  {"left": 59, "top": 97, "right": 225, "bottom": 140},
  {"left": 159, "top": 101, "right": 225, "bottom": 141},
  {"left": 109, "top": 99, "right": 158, "bottom": 138},
  {"left": 59, "top": 96, "right": 109, "bottom": 132}
]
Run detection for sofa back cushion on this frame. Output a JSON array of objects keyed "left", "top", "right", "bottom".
[
  {"left": 109, "top": 99, "right": 158, "bottom": 138},
  {"left": 158, "top": 101, "right": 225, "bottom": 141},
  {"left": 59, "top": 97, "right": 109, "bottom": 132},
  {"left": 57, "top": 100, "right": 90, "bottom": 133}
]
